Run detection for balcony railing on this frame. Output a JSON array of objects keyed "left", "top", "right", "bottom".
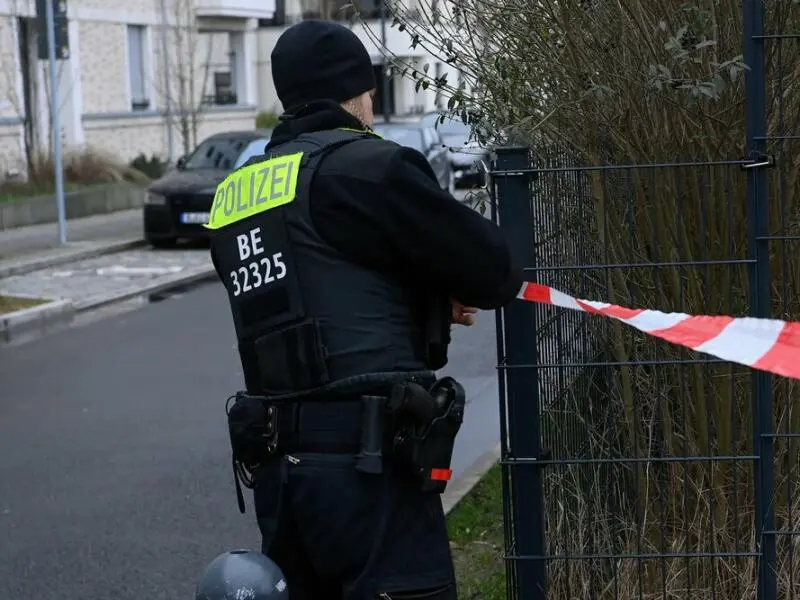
[
  {"left": 195, "top": 0, "right": 276, "bottom": 19},
  {"left": 260, "top": 2, "right": 420, "bottom": 26}
]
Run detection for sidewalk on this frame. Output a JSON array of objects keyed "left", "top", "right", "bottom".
[
  {"left": 0, "top": 246, "right": 214, "bottom": 311},
  {"left": 0, "top": 209, "right": 143, "bottom": 259},
  {"left": 0, "top": 192, "right": 483, "bottom": 260}
]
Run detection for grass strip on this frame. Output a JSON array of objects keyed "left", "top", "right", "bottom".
[
  {"left": 447, "top": 464, "right": 507, "bottom": 599},
  {"left": 0, "top": 295, "right": 47, "bottom": 315}
]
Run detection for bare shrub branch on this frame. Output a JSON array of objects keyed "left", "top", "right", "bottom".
[{"left": 153, "top": 0, "right": 215, "bottom": 155}]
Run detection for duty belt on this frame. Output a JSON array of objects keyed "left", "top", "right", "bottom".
[
  {"left": 225, "top": 370, "right": 437, "bottom": 513},
  {"left": 262, "top": 400, "right": 364, "bottom": 455}
]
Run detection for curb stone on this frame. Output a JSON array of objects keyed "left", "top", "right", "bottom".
[
  {"left": 0, "top": 297, "right": 75, "bottom": 344},
  {"left": 74, "top": 263, "right": 218, "bottom": 312},
  {"left": 0, "top": 238, "right": 146, "bottom": 278},
  {"left": 1, "top": 264, "right": 218, "bottom": 345},
  {"left": 442, "top": 441, "right": 502, "bottom": 515}
]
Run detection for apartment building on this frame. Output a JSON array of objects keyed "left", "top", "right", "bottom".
[
  {"left": 0, "top": 0, "right": 462, "bottom": 175},
  {"left": 254, "top": 0, "right": 465, "bottom": 117}
]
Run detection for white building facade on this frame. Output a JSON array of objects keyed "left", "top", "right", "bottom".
[
  {"left": 253, "top": 0, "right": 465, "bottom": 118},
  {"left": 0, "top": 0, "right": 462, "bottom": 175}
]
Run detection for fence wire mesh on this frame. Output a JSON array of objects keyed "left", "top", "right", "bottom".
[{"left": 492, "top": 2, "right": 799, "bottom": 598}]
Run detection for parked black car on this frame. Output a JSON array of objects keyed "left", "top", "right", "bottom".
[
  {"left": 143, "top": 129, "right": 272, "bottom": 248},
  {"left": 372, "top": 122, "right": 455, "bottom": 193},
  {"left": 420, "top": 113, "right": 489, "bottom": 188}
]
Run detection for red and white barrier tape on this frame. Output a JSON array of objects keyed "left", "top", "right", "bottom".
[{"left": 517, "top": 282, "right": 800, "bottom": 380}]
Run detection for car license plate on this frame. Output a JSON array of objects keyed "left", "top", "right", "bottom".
[{"left": 180, "top": 212, "right": 209, "bottom": 224}]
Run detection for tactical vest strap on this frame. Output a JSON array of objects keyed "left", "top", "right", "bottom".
[{"left": 272, "top": 128, "right": 377, "bottom": 168}]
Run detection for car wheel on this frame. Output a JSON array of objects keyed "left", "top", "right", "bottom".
[{"left": 148, "top": 237, "right": 177, "bottom": 249}]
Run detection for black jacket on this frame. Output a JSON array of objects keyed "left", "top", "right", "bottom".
[{"left": 264, "top": 101, "right": 523, "bottom": 310}]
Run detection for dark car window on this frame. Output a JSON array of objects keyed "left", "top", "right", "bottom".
[
  {"left": 183, "top": 137, "right": 252, "bottom": 170},
  {"left": 439, "top": 120, "right": 470, "bottom": 136},
  {"left": 233, "top": 138, "right": 271, "bottom": 169},
  {"left": 421, "top": 115, "right": 473, "bottom": 150},
  {"left": 373, "top": 125, "right": 425, "bottom": 152}
]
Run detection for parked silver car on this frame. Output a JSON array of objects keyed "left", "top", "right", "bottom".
[
  {"left": 420, "top": 113, "right": 489, "bottom": 188},
  {"left": 372, "top": 122, "right": 456, "bottom": 194}
]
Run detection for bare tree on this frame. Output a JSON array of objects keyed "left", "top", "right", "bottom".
[
  {"left": 156, "top": 0, "right": 214, "bottom": 156},
  {"left": 1, "top": 3, "right": 74, "bottom": 177},
  {"left": 41, "top": 59, "right": 75, "bottom": 157},
  {"left": 0, "top": 6, "right": 38, "bottom": 176}
]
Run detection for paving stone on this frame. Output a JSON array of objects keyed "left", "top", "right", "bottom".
[{"left": 0, "top": 248, "right": 213, "bottom": 303}]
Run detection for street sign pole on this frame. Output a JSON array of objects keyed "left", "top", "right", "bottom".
[
  {"left": 45, "top": 0, "right": 67, "bottom": 245},
  {"left": 159, "top": 0, "right": 175, "bottom": 163}
]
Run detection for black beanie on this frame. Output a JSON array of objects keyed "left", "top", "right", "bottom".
[{"left": 271, "top": 20, "right": 377, "bottom": 111}]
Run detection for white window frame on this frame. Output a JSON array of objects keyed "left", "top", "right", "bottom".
[
  {"left": 144, "top": 26, "right": 156, "bottom": 111},
  {"left": 126, "top": 24, "right": 150, "bottom": 111},
  {"left": 229, "top": 31, "right": 246, "bottom": 106}
]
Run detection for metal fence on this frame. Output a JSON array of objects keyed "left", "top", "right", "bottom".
[{"left": 491, "top": 2, "right": 799, "bottom": 598}]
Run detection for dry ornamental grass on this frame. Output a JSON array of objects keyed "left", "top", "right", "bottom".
[{"left": 1, "top": 149, "right": 151, "bottom": 202}]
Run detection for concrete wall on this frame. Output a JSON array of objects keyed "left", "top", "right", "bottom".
[{"left": 0, "top": 182, "right": 147, "bottom": 229}]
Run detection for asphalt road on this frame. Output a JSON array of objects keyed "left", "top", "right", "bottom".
[{"left": 0, "top": 281, "right": 500, "bottom": 600}]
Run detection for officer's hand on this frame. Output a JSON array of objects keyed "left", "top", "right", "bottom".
[{"left": 452, "top": 300, "right": 478, "bottom": 326}]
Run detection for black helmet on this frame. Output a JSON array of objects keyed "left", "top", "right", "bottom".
[{"left": 195, "top": 550, "right": 289, "bottom": 600}]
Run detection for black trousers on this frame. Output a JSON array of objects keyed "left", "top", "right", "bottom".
[{"left": 253, "top": 452, "right": 458, "bottom": 599}]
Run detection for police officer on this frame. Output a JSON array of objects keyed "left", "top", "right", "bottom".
[{"left": 207, "top": 19, "right": 522, "bottom": 600}]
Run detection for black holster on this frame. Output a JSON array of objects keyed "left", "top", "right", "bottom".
[
  {"left": 226, "top": 392, "right": 281, "bottom": 514},
  {"left": 388, "top": 376, "right": 466, "bottom": 494}
]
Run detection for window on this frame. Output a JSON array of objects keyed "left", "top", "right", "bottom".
[
  {"left": 213, "top": 71, "right": 237, "bottom": 106},
  {"left": 198, "top": 33, "right": 245, "bottom": 107},
  {"left": 183, "top": 137, "right": 268, "bottom": 171},
  {"left": 373, "top": 126, "right": 425, "bottom": 152},
  {"left": 299, "top": 0, "right": 357, "bottom": 20},
  {"left": 234, "top": 138, "right": 272, "bottom": 169},
  {"left": 437, "top": 118, "right": 470, "bottom": 136},
  {"left": 260, "top": 0, "right": 286, "bottom": 26},
  {"left": 422, "top": 128, "right": 437, "bottom": 151},
  {"left": 126, "top": 25, "right": 149, "bottom": 111}
]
